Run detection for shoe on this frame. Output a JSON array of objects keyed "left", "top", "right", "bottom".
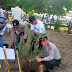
[{"left": 43, "top": 70, "right": 50, "bottom": 72}]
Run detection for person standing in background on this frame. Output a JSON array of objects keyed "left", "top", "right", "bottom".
[
  {"left": 12, "top": 4, "right": 24, "bottom": 22},
  {"left": 0, "top": 5, "right": 4, "bottom": 17}
]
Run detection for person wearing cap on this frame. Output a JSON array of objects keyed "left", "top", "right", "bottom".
[
  {"left": 11, "top": 4, "right": 25, "bottom": 22},
  {"left": 29, "top": 36, "right": 61, "bottom": 72},
  {"left": 0, "top": 9, "right": 7, "bottom": 48},
  {"left": 11, "top": 19, "right": 28, "bottom": 48},
  {"left": 0, "top": 5, "right": 4, "bottom": 17},
  {"left": 29, "top": 15, "right": 46, "bottom": 52}
]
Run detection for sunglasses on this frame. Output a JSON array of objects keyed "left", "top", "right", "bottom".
[{"left": 41, "top": 38, "right": 46, "bottom": 42}]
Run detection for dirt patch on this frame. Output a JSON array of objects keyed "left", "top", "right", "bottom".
[{"left": 0, "top": 29, "right": 72, "bottom": 72}]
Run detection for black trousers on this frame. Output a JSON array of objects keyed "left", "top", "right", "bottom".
[
  {"left": 30, "top": 34, "right": 43, "bottom": 52},
  {"left": 41, "top": 59, "right": 61, "bottom": 70},
  {"left": 15, "top": 32, "right": 27, "bottom": 45}
]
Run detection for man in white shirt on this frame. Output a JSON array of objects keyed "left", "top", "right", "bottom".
[
  {"left": 29, "top": 15, "right": 46, "bottom": 52},
  {"left": 12, "top": 4, "right": 24, "bottom": 21},
  {"left": 29, "top": 36, "right": 61, "bottom": 72}
]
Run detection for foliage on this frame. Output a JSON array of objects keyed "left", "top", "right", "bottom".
[
  {"left": 0, "top": 0, "right": 72, "bottom": 15},
  {"left": 54, "top": 20, "right": 61, "bottom": 31}
]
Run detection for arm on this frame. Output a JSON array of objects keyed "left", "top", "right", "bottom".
[
  {"left": 31, "top": 30, "right": 34, "bottom": 37},
  {"left": 43, "top": 50, "right": 54, "bottom": 61},
  {"left": 0, "top": 23, "right": 7, "bottom": 27}
]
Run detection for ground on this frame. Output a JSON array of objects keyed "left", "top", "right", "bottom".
[{"left": 0, "top": 28, "right": 72, "bottom": 72}]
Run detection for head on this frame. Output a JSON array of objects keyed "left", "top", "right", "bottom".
[
  {"left": 16, "top": 4, "right": 19, "bottom": 7},
  {"left": 23, "top": 17, "right": 26, "bottom": 21},
  {"left": 12, "top": 20, "right": 19, "bottom": 29},
  {"left": 41, "top": 36, "right": 48, "bottom": 46},
  {"left": 0, "top": 6, "right": 1, "bottom": 8},
  {"left": 5, "top": 9, "right": 7, "bottom": 11},
  {"left": 29, "top": 15, "right": 37, "bottom": 25}
]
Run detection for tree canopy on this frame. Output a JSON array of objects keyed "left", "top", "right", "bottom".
[{"left": 0, "top": 0, "right": 72, "bottom": 15}]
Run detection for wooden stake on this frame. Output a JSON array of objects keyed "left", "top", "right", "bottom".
[
  {"left": 3, "top": 46, "right": 10, "bottom": 72},
  {"left": 16, "top": 50, "right": 22, "bottom": 72},
  {"left": 39, "top": 65, "right": 43, "bottom": 72},
  {"left": 0, "top": 63, "right": 1, "bottom": 68}
]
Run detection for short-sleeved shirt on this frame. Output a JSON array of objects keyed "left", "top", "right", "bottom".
[
  {"left": 31, "top": 20, "right": 46, "bottom": 35},
  {"left": 12, "top": 7, "right": 24, "bottom": 21},
  {"left": 0, "top": 17, "right": 7, "bottom": 35},
  {"left": 36, "top": 42, "right": 61, "bottom": 61},
  {"left": 11, "top": 22, "right": 27, "bottom": 42}
]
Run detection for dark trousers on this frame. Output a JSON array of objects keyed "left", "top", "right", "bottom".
[
  {"left": 30, "top": 34, "right": 43, "bottom": 52},
  {"left": 41, "top": 59, "right": 61, "bottom": 70},
  {"left": 0, "top": 35, "right": 3, "bottom": 48},
  {"left": 15, "top": 32, "right": 27, "bottom": 45},
  {"left": 45, "top": 24, "right": 48, "bottom": 30}
]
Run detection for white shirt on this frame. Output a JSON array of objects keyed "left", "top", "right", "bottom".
[
  {"left": 12, "top": 7, "right": 24, "bottom": 21},
  {"left": 45, "top": 17, "right": 50, "bottom": 24},
  {"left": 31, "top": 20, "right": 46, "bottom": 35},
  {"left": 43, "top": 42, "right": 61, "bottom": 61},
  {"left": 0, "top": 8, "right": 4, "bottom": 17}
]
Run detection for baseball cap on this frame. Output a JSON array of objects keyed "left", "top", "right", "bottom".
[
  {"left": 12, "top": 20, "right": 19, "bottom": 26},
  {"left": 0, "top": 6, "right": 1, "bottom": 8},
  {"left": 29, "top": 15, "right": 36, "bottom": 23}
]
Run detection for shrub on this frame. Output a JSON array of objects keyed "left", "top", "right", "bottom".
[{"left": 54, "top": 20, "right": 61, "bottom": 31}]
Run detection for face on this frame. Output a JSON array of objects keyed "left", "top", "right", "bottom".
[
  {"left": 13, "top": 25, "right": 19, "bottom": 29},
  {"left": 32, "top": 20, "right": 37, "bottom": 25},
  {"left": 41, "top": 38, "right": 48, "bottom": 46}
]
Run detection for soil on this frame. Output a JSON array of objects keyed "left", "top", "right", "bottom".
[{"left": 0, "top": 28, "right": 72, "bottom": 72}]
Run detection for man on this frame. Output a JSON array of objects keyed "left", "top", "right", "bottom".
[
  {"left": 44, "top": 15, "right": 50, "bottom": 30},
  {"left": 12, "top": 4, "right": 24, "bottom": 21},
  {"left": 4, "top": 9, "right": 8, "bottom": 20},
  {"left": 11, "top": 19, "right": 28, "bottom": 48},
  {"left": 29, "top": 36, "right": 61, "bottom": 72},
  {"left": 29, "top": 15, "right": 46, "bottom": 52},
  {"left": 0, "top": 10, "right": 7, "bottom": 48},
  {"left": 0, "top": 5, "right": 4, "bottom": 17}
]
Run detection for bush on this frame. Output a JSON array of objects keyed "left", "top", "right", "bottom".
[{"left": 54, "top": 20, "right": 61, "bottom": 31}]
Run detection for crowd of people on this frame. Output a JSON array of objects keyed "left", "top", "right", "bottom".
[{"left": 0, "top": 4, "right": 62, "bottom": 72}]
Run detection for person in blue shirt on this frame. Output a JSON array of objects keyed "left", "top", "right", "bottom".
[{"left": 0, "top": 12, "right": 7, "bottom": 48}]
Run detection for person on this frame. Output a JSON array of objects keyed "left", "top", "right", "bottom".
[
  {"left": 11, "top": 4, "right": 24, "bottom": 22},
  {"left": 11, "top": 19, "right": 28, "bottom": 48},
  {"left": 4, "top": 9, "right": 8, "bottom": 20},
  {"left": 67, "top": 19, "right": 72, "bottom": 34},
  {"left": 0, "top": 10, "right": 7, "bottom": 48},
  {"left": 44, "top": 15, "right": 50, "bottom": 30},
  {"left": 29, "top": 36, "right": 61, "bottom": 72},
  {"left": 29, "top": 15, "right": 46, "bottom": 52},
  {"left": 0, "top": 5, "right": 4, "bottom": 17},
  {"left": 21, "top": 17, "right": 27, "bottom": 23}
]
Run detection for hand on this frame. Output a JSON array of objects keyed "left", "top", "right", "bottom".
[
  {"left": 36, "top": 58, "right": 42, "bottom": 62},
  {"left": 36, "top": 39, "right": 39, "bottom": 45},
  {"left": 11, "top": 42, "right": 14, "bottom": 47},
  {"left": 29, "top": 60, "right": 32, "bottom": 62},
  {"left": 23, "top": 40, "right": 25, "bottom": 44}
]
